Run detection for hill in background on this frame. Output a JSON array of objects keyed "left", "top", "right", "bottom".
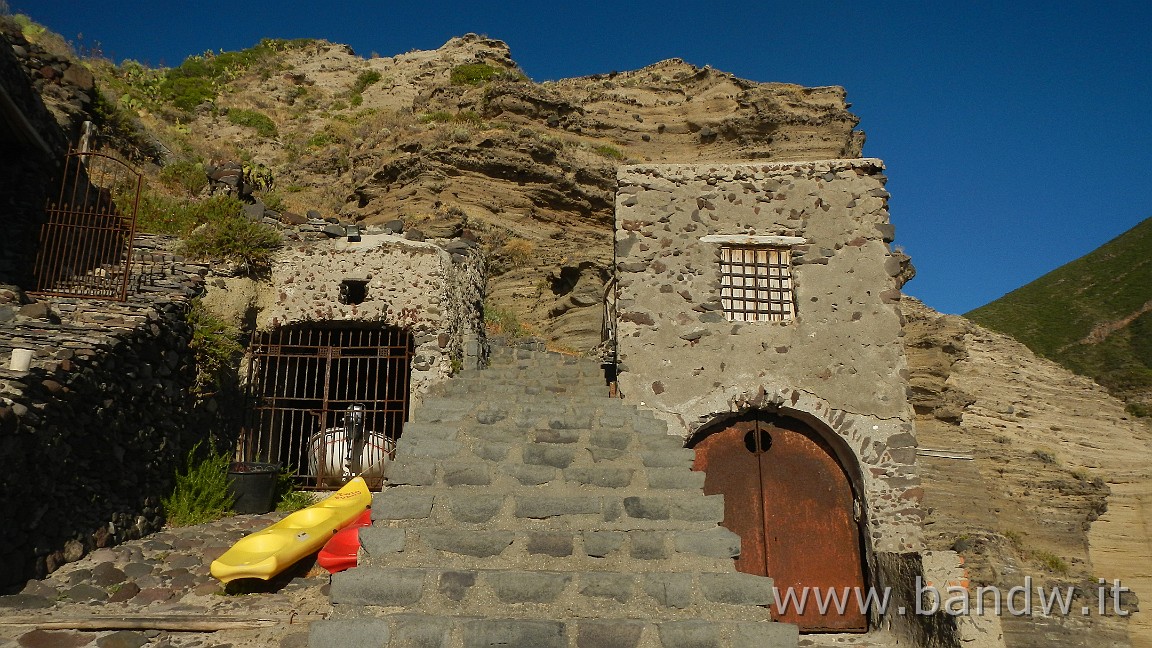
[{"left": 965, "top": 217, "right": 1152, "bottom": 416}]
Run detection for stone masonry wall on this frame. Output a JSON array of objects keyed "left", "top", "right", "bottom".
[
  {"left": 257, "top": 234, "right": 486, "bottom": 399},
  {"left": 613, "top": 159, "right": 922, "bottom": 557},
  {"left": 0, "top": 23, "right": 67, "bottom": 289},
  {"left": 0, "top": 255, "right": 208, "bottom": 592}
]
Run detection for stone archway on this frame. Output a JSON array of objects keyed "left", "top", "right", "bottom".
[{"left": 690, "top": 412, "right": 869, "bottom": 632}]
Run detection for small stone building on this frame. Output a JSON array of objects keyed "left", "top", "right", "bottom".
[
  {"left": 613, "top": 159, "right": 924, "bottom": 633},
  {"left": 238, "top": 232, "right": 485, "bottom": 487}
]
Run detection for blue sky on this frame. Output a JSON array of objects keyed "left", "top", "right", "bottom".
[{"left": 18, "top": 1, "right": 1151, "bottom": 314}]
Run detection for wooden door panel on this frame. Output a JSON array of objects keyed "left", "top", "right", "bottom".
[
  {"left": 692, "top": 420, "right": 768, "bottom": 576},
  {"left": 760, "top": 421, "right": 866, "bottom": 631},
  {"left": 692, "top": 415, "right": 867, "bottom": 633}
]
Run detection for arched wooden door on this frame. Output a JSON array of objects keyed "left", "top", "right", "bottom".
[{"left": 691, "top": 414, "right": 867, "bottom": 632}]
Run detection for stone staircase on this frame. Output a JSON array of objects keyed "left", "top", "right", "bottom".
[{"left": 310, "top": 345, "right": 799, "bottom": 648}]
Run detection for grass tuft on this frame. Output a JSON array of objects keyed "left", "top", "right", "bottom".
[
  {"left": 163, "top": 442, "right": 235, "bottom": 527},
  {"left": 450, "top": 63, "right": 499, "bottom": 86},
  {"left": 180, "top": 212, "right": 282, "bottom": 273},
  {"left": 227, "top": 108, "right": 277, "bottom": 138}
]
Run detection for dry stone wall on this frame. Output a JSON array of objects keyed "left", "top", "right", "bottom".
[
  {"left": 0, "top": 251, "right": 209, "bottom": 592},
  {"left": 613, "top": 159, "right": 921, "bottom": 554}
]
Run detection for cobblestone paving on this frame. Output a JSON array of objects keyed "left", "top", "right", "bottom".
[{"left": 0, "top": 512, "right": 329, "bottom": 648}]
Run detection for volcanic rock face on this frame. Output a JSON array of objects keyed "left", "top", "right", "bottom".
[
  {"left": 903, "top": 297, "right": 1152, "bottom": 648},
  {"left": 150, "top": 34, "right": 864, "bottom": 351}
]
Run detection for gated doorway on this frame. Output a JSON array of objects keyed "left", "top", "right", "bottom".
[
  {"left": 32, "top": 149, "right": 141, "bottom": 301},
  {"left": 240, "top": 324, "right": 413, "bottom": 489},
  {"left": 690, "top": 413, "right": 869, "bottom": 632}
]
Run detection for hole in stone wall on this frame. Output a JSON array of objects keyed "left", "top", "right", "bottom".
[{"left": 339, "top": 279, "right": 368, "bottom": 305}]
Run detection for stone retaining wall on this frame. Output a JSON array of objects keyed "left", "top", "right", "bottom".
[{"left": 0, "top": 253, "right": 208, "bottom": 592}]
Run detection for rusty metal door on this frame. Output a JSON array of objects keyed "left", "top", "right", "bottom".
[
  {"left": 32, "top": 149, "right": 141, "bottom": 301},
  {"left": 692, "top": 414, "right": 867, "bottom": 632}
]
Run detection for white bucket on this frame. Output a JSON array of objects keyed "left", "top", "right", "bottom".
[{"left": 9, "top": 348, "right": 33, "bottom": 371}]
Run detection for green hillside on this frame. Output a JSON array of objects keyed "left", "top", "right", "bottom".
[{"left": 965, "top": 217, "right": 1152, "bottom": 416}]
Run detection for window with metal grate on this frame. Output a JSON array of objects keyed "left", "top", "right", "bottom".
[{"left": 719, "top": 245, "right": 795, "bottom": 322}]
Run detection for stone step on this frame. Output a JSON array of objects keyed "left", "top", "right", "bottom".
[
  {"left": 310, "top": 614, "right": 799, "bottom": 648},
  {"left": 328, "top": 567, "right": 781, "bottom": 623},
  {"left": 369, "top": 488, "right": 724, "bottom": 531},
  {"left": 397, "top": 420, "right": 683, "bottom": 455},
  {"left": 407, "top": 392, "right": 640, "bottom": 422},
  {"left": 429, "top": 377, "right": 608, "bottom": 400},
  {"left": 357, "top": 523, "right": 740, "bottom": 573},
  {"left": 385, "top": 453, "right": 703, "bottom": 490},
  {"left": 384, "top": 448, "right": 695, "bottom": 489}
]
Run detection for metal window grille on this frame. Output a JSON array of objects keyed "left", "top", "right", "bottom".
[
  {"left": 719, "top": 245, "right": 795, "bottom": 322},
  {"left": 240, "top": 325, "right": 413, "bottom": 490}
]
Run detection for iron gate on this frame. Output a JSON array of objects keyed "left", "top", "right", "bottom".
[
  {"left": 240, "top": 325, "right": 413, "bottom": 490},
  {"left": 32, "top": 149, "right": 141, "bottom": 301}
]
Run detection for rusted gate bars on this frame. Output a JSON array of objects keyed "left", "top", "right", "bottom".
[
  {"left": 32, "top": 150, "right": 141, "bottom": 301},
  {"left": 240, "top": 325, "right": 413, "bottom": 489}
]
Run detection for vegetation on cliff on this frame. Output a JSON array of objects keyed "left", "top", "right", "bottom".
[{"left": 966, "top": 217, "right": 1152, "bottom": 415}]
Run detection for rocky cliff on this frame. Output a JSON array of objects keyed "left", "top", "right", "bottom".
[
  {"left": 91, "top": 34, "right": 863, "bottom": 351},
  {"left": 905, "top": 297, "right": 1151, "bottom": 648}
]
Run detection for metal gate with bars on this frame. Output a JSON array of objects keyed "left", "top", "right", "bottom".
[
  {"left": 240, "top": 325, "right": 413, "bottom": 489},
  {"left": 32, "top": 149, "right": 141, "bottom": 301}
]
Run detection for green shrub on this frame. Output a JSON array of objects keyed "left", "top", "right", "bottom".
[
  {"left": 419, "top": 111, "right": 454, "bottom": 124},
  {"left": 349, "top": 94, "right": 364, "bottom": 107},
  {"left": 352, "top": 69, "right": 383, "bottom": 94},
  {"left": 484, "top": 303, "right": 530, "bottom": 339},
  {"left": 227, "top": 108, "right": 277, "bottom": 137},
  {"left": 160, "top": 74, "right": 215, "bottom": 112},
  {"left": 159, "top": 160, "right": 208, "bottom": 196},
  {"left": 163, "top": 442, "right": 235, "bottom": 526},
  {"left": 262, "top": 191, "right": 286, "bottom": 211},
  {"left": 1126, "top": 401, "right": 1151, "bottom": 417},
  {"left": 276, "top": 489, "right": 315, "bottom": 513},
  {"left": 308, "top": 131, "right": 336, "bottom": 147},
  {"left": 593, "top": 144, "right": 625, "bottom": 160},
  {"left": 187, "top": 300, "right": 243, "bottom": 396},
  {"left": 159, "top": 39, "right": 317, "bottom": 113},
  {"left": 1034, "top": 550, "right": 1069, "bottom": 574},
  {"left": 135, "top": 193, "right": 241, "bottom": 237},
  {"left": 180, "top": 212, "right": 282, "bottom": 273},
  {"left": 450, "top": 63, "right": 499, "bottom": 86}
]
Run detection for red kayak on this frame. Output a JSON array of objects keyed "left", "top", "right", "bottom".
[{"left": 317, "top": 508, "right": 373, "bottom": 573}]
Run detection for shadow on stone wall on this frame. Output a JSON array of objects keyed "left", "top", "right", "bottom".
[{"left": 0, "top": 262, "right": 235, "bottom": 593}]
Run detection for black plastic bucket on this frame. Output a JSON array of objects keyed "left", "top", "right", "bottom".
[{"left": 227, "top": 462, "right": 281, "bottom": 514}]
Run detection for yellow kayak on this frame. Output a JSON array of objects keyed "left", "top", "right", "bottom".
[{"left": 210, "top": 477, "right": 371, "bottom": 583}]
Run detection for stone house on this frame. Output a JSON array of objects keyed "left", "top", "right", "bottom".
[
  {"left": 235, "top": 231, "right": 486, "bottom": 488},
  {"left": 612, "top": 159, "right": 924, "bottom": 633}
]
